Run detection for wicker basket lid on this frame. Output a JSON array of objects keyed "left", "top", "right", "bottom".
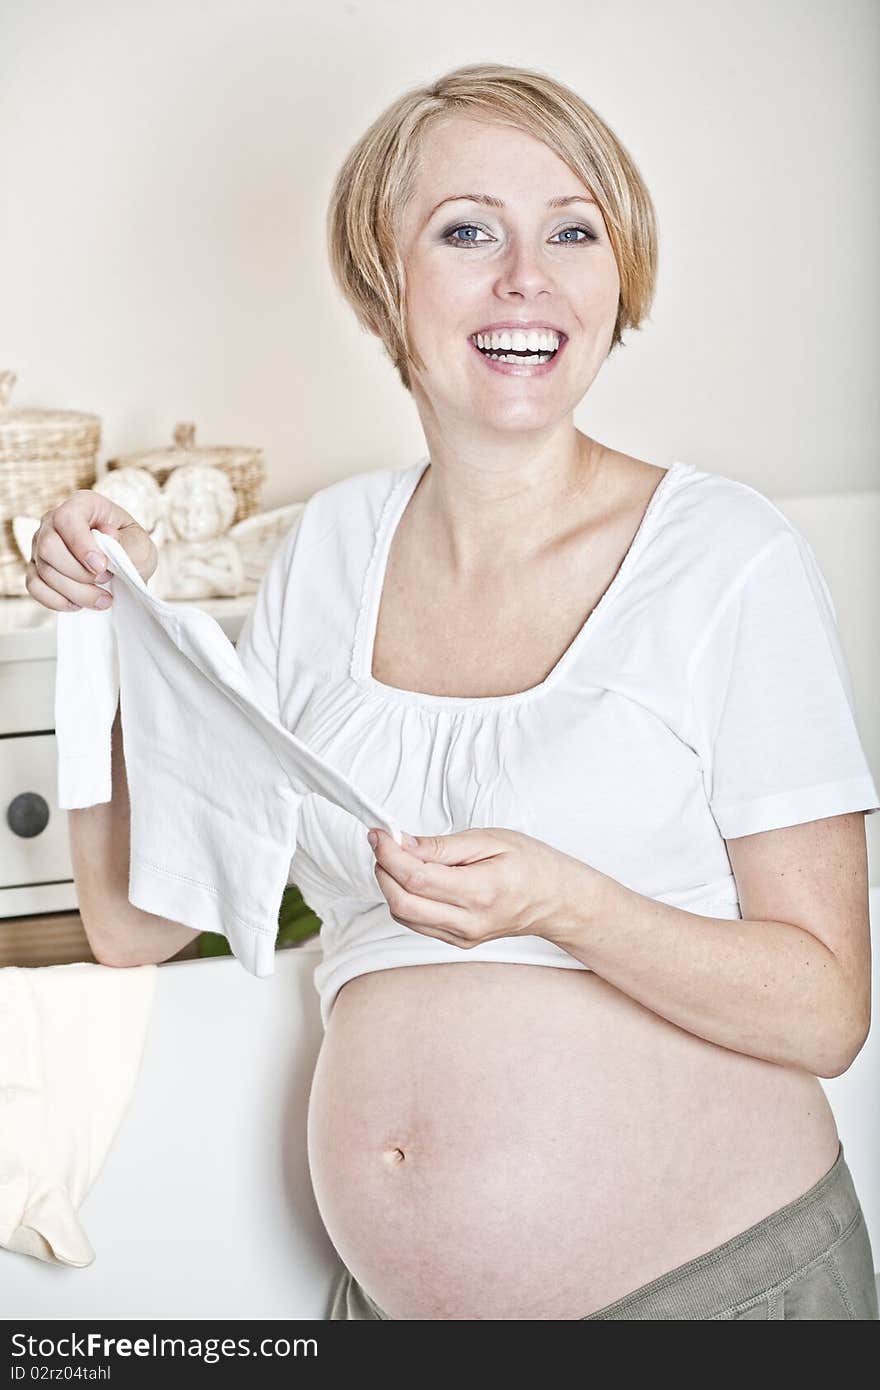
[
  {"left": 0, "top": 370, "right": 101, "bottom": 439},
  {"left": 107, "top": 422, "right": 264, "bottom": 473}
]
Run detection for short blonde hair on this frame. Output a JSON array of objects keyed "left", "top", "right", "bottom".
[{"left": 326, "top": 62, "right": 658, "bottom": 394}]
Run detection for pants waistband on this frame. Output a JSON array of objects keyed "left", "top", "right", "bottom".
[{"left": 586, "top": 1141, "right": 857, "bottom": 1319}]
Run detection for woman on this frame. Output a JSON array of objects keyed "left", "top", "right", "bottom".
[{"left": 262, "top": 63, "right": 879, "bottom": 1319}]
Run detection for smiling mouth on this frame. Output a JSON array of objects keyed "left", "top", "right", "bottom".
[
  {"left": 469, "top": 331, "right": 566, "bottom": 365},
  {"left": 467, "top": 333, "right": 567, "bottom": 375}
]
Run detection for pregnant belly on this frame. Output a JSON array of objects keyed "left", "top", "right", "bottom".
[{"left": 306, "top": 962, "right": 840, "bottom": 1320}]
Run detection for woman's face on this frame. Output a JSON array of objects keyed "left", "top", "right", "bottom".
[{"left": 394, "top": 115, "right": 621, "bottom": 437}]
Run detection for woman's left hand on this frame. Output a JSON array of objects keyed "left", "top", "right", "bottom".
[{"left": 366, "top": 825, "right": 596, "bottom": 949}]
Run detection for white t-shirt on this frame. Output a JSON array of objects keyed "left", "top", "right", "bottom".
[{"left": 233, "top": 456, "right": 879, "bottom": 1028}]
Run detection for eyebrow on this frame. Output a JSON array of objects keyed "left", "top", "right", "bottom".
[{"left": 427, "top": 193, "right": 598, "bottom": 220}]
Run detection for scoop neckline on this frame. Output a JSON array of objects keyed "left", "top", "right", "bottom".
[{"left": 352, "top": 456, "right": 691, "bottom": 712}]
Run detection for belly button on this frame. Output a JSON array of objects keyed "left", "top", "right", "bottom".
[{"left": 382, "top": 1146, "right": 406, "bottom": 1166}]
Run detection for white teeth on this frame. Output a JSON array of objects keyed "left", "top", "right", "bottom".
[
  {"left": 473, "top": 329, "right": 561, "bottom": 352},
  {"left": 480, "top": 351, "right": 555, "bottom": 364}
]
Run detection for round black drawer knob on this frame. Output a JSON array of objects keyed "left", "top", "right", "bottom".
[{"left": 7, "top": 791, "right": 51, "bottom": 839}]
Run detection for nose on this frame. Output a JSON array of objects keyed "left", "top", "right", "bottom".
[{"left": 492, "top": 237, "right": 556, "bottom": 301}]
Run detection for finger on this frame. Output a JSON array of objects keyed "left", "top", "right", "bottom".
[
  {"left": 28, "top": 544, "right": 112, "bottom": 610},
  {"left": 373, "top": 863, "right": 476, "bottom": 943},
  {"left": 25, "top": 564, "right": 93, "bottom": 612},
  {"left": 31, "top": 518, "right": 111, "bottom": 589},
  {"left": 370, "top": 828, "right": 472, "bottom": 908},
  {"left": 402, "top": 828, "right": 508, "bottom": 866}
]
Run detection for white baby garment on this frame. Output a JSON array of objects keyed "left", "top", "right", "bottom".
[
  {"left": 0, "top": 961, "right": 156, "bottom": 1266},
  {"left": 54, "top": 525, "right": 403, "bottom": 977}
]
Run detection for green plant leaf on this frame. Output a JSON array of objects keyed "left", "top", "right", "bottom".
[{"left": 196, "top": 881, "right": 321, "bottom": 959}]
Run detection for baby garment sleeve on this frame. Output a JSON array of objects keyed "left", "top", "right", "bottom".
[
  {"left": 234, "top": 513, "right": 303, "bottom": 724},
  {"left": 686, "top": 526, "right": 880, "bottom": 839}
]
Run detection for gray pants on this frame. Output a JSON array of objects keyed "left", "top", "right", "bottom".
[{"left": 328, "top": 1141, "right": 879, "bottom": 1319}]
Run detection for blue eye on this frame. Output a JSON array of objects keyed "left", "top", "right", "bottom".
[{"left": 442, "top": 223, "right": 598, "bottom": 248}]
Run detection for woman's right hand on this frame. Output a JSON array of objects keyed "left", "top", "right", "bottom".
[{"left": 25, "top": 490, "right": 158, "bottom": 613}]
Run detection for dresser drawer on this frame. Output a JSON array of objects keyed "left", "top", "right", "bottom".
[
  {"left": 1, "top": 731, "right": 73, "bottom": 890},
  {"left": 3, "top": 653, "right": 56, "bottom": 732}
]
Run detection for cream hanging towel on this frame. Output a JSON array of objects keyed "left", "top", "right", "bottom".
[{"left": 0, "top": 961, "right": 156, "bottom": 1266}]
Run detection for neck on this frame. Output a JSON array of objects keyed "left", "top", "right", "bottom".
[{"left": 409, "top": 431, "right": 607, "bottom": 578}]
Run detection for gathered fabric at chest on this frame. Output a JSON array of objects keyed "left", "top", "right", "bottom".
[{"left": 274, "top": 459, "right": 784, "bottom": 1025}]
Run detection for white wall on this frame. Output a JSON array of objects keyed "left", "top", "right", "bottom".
[{"left": 2, "top": 0, "right": 878, "bottom": 504}]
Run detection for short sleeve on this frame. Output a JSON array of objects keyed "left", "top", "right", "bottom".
[
  {"left": 686, "top": 526, "right": 880, "bottom": 839},
  {"left": 234, "top": 514, "right": 303, "bottom": 724}
]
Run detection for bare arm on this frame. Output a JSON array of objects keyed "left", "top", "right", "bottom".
[
  {"left": 546, "top": 813, "right": 871, "bottom": 1078},
  {"left": 67, "top": 701, "right": 202, "bottom": 967}
]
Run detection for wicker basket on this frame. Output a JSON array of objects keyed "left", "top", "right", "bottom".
[
  {"left": 0, "top": 370, "right": 101, "bottom": 596},
  {"left": 105, "top": 422, "right": 265, "bottom": 526}
]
